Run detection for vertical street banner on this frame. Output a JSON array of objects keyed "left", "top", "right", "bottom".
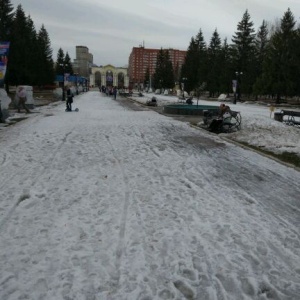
[
  {"left": 0, "top": 42, "right": 10, "bottom": 86},
  {"left": 64, "top": 73, "right": 70, "bottom": 83},
  {"left": 232, "top": 79, "right": 237, "bottom": 93}
]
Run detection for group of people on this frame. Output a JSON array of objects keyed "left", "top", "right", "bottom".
[
  {"left": 100, "top": 85, "right": 118, "bottom": 99},
  {"left": 16, "top": 85, "right": 75, "bottom": 113},
  {"left": 15, "top": 87, "right": 230, "bottom": 127}
]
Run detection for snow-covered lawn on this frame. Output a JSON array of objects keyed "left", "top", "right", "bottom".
[{"left": 131, "top": 93, "right": 300, "bottom": 159}]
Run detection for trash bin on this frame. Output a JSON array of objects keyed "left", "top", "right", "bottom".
[{"left": 274, "top": 112, "right": 283, "bottom": 122}]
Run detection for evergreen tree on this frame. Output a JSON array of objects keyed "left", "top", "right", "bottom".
[
  {"left": 152, "top": 49, "right": 174, "bottom": 90},
  {"left": 6, "top": 5, "right": 31, "bottom": 85},
  {"left": 55, "top": 49, "right": 73, "bottom": 77},
  {"left": 55, "top": 48, "right": 65, "bottom": 75},
  {"left": 232, "top": 10, "right": 256, "bottom": 96},
  {"left": 195, "top": 29, "right": 207, "bottom": 90},
  {"left": 295, "top": 26, "right": 300, "bottom": 96},
  {"left": 180, "top": 37, "right": 195, "bottom": 92},
  {"left": 278, "top": 8, "right": 299, "bottom": 97},
  {"left": 64, "top": 52, "right": 73, "bottom": 74},
  {"left": 173, "top": 61, "right": 180, "bottom": 83},
  {"left": 181, "top": 29, "right": 208, "bottom": 94},
  {"left": 255, "top": 20, "right": 269, "bottom": 74},
  {"left": 180, "top": 37, "right": 200, "bottom": 92},
  {"left": 207, "top": 29, "right": 222, "bottom": 97},
  {"left": 36, "top": 25, "right": 54, "bottom": 86},
  {"left": 144, "top": 67, "right": 150, "bottom": 87},
  {"left": 219, "top": 38, "right": 233, "bottom": 95},
  {"left": 252, "top": 20, "right": 269, "bottom": 98},
  {"left": 0, "top": 0, "right": 14, "bottom": 41},
  {"left": 255, "top": 8, "right": 299, "bottom": 101},
  {"left": 163, "top": 50, "right": 174, "bottom": 88},
  {"left": 2, "top": 2, "right": 54, "bottom": 88},
  {"left": 26, "top": 14, "right": 39, "bottom": 85},
  {"left": 153, "top": 49, "right": 164, "bottom": 90}
]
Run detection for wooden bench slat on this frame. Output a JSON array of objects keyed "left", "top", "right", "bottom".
[{"left": 282, "top": 110, "right": 300, "bottom": 117}]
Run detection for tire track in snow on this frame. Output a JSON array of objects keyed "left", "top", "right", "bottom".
[
  {"left": 29, "top": 130, "right": 73, "bottom": 186},
  {"left": 104, "top": 134, "right": 131, "bottom": 286},
  {"left": 0, "top": 153, "right": 6, "bottom": 166}
]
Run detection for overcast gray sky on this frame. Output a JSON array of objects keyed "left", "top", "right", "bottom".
[{"left": 11, "top": 0, "right": 300, "bottom": 67}]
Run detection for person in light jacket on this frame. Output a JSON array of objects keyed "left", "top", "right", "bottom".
[{"left": 17, "top": 86, "right": 30, "bottom": 113}]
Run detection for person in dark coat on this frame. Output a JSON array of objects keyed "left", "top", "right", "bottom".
[
  {"left": 66, "top": 87, "right": 73, "bottom": 111},
  {"left": 209, "top": 104, "right": 231, "bottom": 132},
  {"left": 113, "top": 86, "right": 117, "bottom": 99}
]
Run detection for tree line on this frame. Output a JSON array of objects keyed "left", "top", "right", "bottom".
[
  {"left": 152, "top": 8, "right": 300, "bottom": 102},
  {"left": 1, "top": 0, "right": 299, "bottom": 102},
  {"left": 0, "top": 0, "right": 72, "bottom": 91}
]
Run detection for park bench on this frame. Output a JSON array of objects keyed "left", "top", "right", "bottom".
[
  {"left": 203, "top": 109, "right": 242, "bottom": 133},
  {"left": 281, "top": 110, "right": 300, "bottom": 126},
  {"left": 146, "top": 96, "right": 158, "bottom": 107},
  {"left": 178, "top": 96, "right": 186, "bottom": 103},
  {"left": 178, "top": 96, "right": 193, "bottom": 104},
  {"left": 119, "top": 91, "right": 132, "bottom": 97}
]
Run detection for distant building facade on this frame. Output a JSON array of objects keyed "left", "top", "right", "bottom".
[
  {"left": 128, "top": 46, "right": 187, "bottom": 89},
  {"left": 90, "top": 64, "right": 129, "bottom": 88},
  {"left": 73, "top": 46, "right": 93, "bottom": 79}
]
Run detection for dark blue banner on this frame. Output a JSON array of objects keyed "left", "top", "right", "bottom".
[
  {"left": 0, "top": 42, "right": 10, "bottom": 86},
  {"left": 55, "top": 75, "right": 87, "bottom": 84}
]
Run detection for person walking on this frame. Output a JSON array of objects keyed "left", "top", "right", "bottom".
[
  {"left": 66, "top": 86, "right": 73, "bottom": 111},
  {"left": 17, "top": 86, "right": 30, "bottom": 113},
  {"left": 113, "top": 86, "right": 117, "bottom": 100}
]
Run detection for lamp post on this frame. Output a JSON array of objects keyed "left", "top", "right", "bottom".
[
  {"left": 182, "top": 77, "right": 187, "bottom": 98},
  {"left": 0, "top": 82, "right": 3, "bottom": 122},
  {"left": 74, "top": 73, "right": 79, "bottom": 95},
  {"left": 159, "top": 79, "right": 162, "bottom": 94},
  {"left": 0, "top": 101, "right": 3, "bottom": 123},
  {"left": 83, "top": 78, "right": 87, "bottom": 92},
  {"left": 235, "top": 71, "right": 243, "bottom": 103},
  {"left": 60, "top": 63, "right": 68, "bottom": 101}
]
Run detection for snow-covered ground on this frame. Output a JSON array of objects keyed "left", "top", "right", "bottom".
[{"left": 0, "top": 91, "right": 299, "bottom": 300}]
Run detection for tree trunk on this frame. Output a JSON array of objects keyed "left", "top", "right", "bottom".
[{"left": 276, "top": 94, "right": 280, "bottom": 104}]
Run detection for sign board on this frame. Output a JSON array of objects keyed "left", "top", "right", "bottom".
[
  {"left": 232, "top": 80, "right": 237, "bottom": 93},
  {"left": 0, "top": 42, "right": 10, "bottom": 86}
]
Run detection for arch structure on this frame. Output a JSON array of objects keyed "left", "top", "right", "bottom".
[{"left": 90, "top": 64, "right": 129, "bottom": 88}]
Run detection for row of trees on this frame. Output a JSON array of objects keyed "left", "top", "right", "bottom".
[
  {"left": 2, "top": 0, "right": 299, "bottom": 101},
  {"left": 0, "top": 0, "right": 72, "bottom": 91},
  {"left": 55, "top": 48, "right": 74, "bottom": 77},
  {"left": 151, "top": 8, "right": 300, "bottom": 102},
  {"left": 151, "top": 49, "right": 175, "bottom": 91}
]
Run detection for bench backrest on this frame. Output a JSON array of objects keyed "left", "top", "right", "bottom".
[
  {"left": 282, "top": 110, "right": 300, "bottom": 117},
  {"left": 223, "top": 111, "right": 241, "bottom": 125}
]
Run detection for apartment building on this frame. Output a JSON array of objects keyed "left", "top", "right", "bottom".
[{"left": 128, "top": 46, "right": 186, "bottom": 88}]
